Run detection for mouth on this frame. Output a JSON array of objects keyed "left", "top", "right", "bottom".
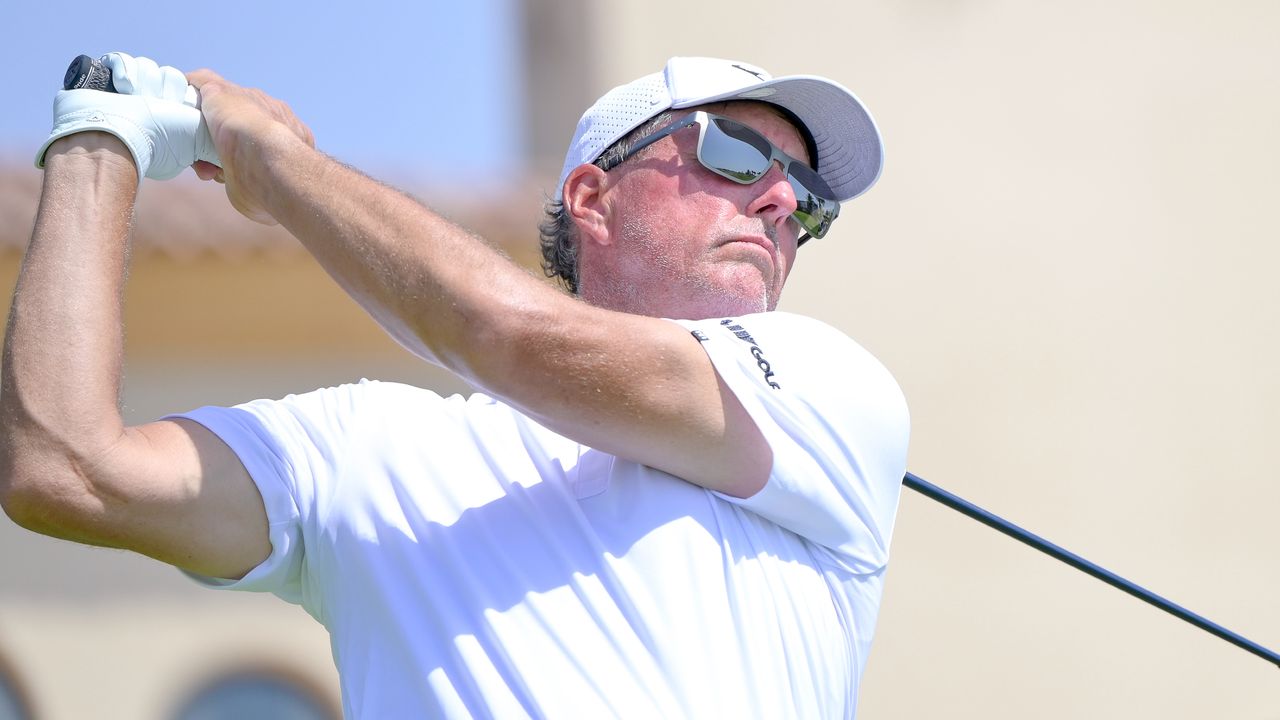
[{"left": 723, "top": 235, "right": 777, "bottom": 257}]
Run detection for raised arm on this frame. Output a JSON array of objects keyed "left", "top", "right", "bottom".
[
  {"left": 190, "top": 70, "right": 774, "bottom": 498},
  {"left": 0, "top": 133, "right": 270, "bottom": 579}
]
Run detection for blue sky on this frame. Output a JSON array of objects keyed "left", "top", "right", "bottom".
[{"left": 0, "top": 1, "right": 523, "bottom": 186}]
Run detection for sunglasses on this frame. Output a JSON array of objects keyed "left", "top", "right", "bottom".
[{"left": 598, "top": 111, "right": 841, "bottom": 244}]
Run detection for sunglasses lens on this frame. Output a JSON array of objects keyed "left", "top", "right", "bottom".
[
  {"left": 702, "top": 117, "right": 772, "bottom": 182},
  {"left": 786, "top": 163, "right": 839, "bottom": 239},
  {"left": 700, "top": 113, "right": 841, "bottom": 240}
]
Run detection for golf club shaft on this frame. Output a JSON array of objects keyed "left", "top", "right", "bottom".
[{"left": 903, "top": 471, "right": 1280, "bottom": 668}]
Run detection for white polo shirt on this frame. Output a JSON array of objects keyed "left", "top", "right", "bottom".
[{"left": 180, "top": 311, "right": 909, "bottom": 719}]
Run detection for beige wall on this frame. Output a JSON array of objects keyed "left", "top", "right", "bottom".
[{"left": 580, "top": 0, "right": 1280, "bottom": 717}]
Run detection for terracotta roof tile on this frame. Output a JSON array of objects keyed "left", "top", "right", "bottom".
[{"left": 0, "top": 163, "right": 547, "bottom": 270}]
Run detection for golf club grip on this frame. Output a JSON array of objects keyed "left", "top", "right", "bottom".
[{"left": 64, "top": 55, "right": 115, "bottom": 92}]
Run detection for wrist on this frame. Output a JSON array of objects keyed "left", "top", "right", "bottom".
[
  {"left": 42, "top": 133, "right": 138, "bottom": 180},
  {"left": 234, "top": 121, "right": 317, "bottom": 217}
]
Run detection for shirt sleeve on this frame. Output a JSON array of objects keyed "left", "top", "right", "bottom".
[
  {"left": 167, "top": 382, "right": 370, "bottom": 606},
  {"left": 671, "top": 312, "right": 910, "bottom": 575}
]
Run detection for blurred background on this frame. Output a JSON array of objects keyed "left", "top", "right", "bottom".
[{"left": 1, "top": 0, "right": 1278, "bottom": 718}]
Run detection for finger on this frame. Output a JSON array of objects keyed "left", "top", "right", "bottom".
[
  {"left": 130, "top": 56, "right": 163, "bottom": 95},
  {"left": 101, "top": 52, "right": 139, "bottom": 94},
  {"left": 185, "top": 69, "right": 225, "bottom": 91},
  {"left": 193, "top": 160, "right": 219, "bottom": 181},
  {"left": 159, "top": 64, "right": 190, "bottom": 103}
]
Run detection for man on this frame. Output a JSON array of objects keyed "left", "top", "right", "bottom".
[{"left": 0, "top": 53, "right": 908, "bottom": 718}]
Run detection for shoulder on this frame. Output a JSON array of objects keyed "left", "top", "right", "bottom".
[
  {"left": 679, "top": 311, "right": 910, "bottom": 477},
  {"left": 674, "top": 311, "right": 863, "bottom": 360},
  {"left": 181, "top": 380, "right": 514, "bottom": 457},
  {"left": 232, "top": 379, "right": 472, "bottom": 422},
  {"left": 674, "top": 312, "right": 903, "bottom": 403},
  {"left": 676, "top": 313, "right": 909, "bottom": 566}
]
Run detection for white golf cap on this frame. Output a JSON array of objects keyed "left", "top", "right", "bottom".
[{"left": 555, "top": 56, "right": 884, "bottom": 203}]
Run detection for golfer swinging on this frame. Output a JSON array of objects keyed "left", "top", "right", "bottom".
[{"left": 1, "top": 53, "right": 909, "bottom": 718}]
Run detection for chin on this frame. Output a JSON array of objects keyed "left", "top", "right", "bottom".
[
  {"left": 679, "top": 288, "right": 771, "bottom": 320},
  {"left": 713, "top": 274, "right": 774, "bottom": 316}
]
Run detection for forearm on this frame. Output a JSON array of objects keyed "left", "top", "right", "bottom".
[
  {"left": 0, "top": 134, "right": 135, "bottom": 525},
  {"left": 246, "top": 139, "right": 765, "bottom": 493},
  {"left": 251, "top": 127, "right": 562, "bottom": 383},
  {"left": 179, "top": 66, "right": 772, "bottom": 496}
]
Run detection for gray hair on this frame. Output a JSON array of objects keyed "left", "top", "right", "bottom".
[{"left": 539, "top": 111, "right": 676, "bottom": 294}]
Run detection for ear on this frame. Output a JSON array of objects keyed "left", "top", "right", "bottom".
[{"left": 563, "top": 163, "right": 613, "bottom": 247}]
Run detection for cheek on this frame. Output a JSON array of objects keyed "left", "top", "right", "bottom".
[
  {"left": 779, "top": 229, "right": 799, "bottom": 265},
  {"left": 609, "top": 169, "right": 743, "bottom": 259},
  {"left": 626, "top": 193, "right": 714, "bottom": 247},
  {"left": 777, "top": 254, "right": 795, "bottom": 286}
]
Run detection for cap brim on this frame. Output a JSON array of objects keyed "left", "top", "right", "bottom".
[{"left": 674, "top": 75, "right": 884, "bottom": 202}]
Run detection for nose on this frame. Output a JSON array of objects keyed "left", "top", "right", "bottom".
[{"left": 744, "top": 162, "right": 799, "bottom": 236}]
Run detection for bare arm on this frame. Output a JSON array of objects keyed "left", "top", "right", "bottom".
[
  {"left": 0, "top": 133, "right": 270, "bottom": 579},
  {"left": 190, "top": 72, "right": 772, "bottom": 497}
]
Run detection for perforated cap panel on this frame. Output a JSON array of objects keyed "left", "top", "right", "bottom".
[{"left": 555, "top": 57, "right": 883, "bottom": 205}]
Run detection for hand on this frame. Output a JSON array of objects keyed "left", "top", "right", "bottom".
[
  {"left": 34, "top": 53, "right": 220, "bottom": 181},
  {"left": 186, "top": 69, "right": 316, "bottom": 226}
]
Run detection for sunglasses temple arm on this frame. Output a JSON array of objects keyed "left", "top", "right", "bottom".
[
  {"left": 902, "top": 471, "right": 1280, "bottom": 669},
  {"left": 600, "top": 115, "right": 700, "bottom": 171}
]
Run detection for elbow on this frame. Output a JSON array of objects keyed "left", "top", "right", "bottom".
[
  {"left": 0, "top": 447, "right": 51, "bottom": 533},
  {"left": 0, "top": 468, "right": 46, "bottom": 533},
  {"left": 0, "top": 443, "right": 27, "bottom": 525},
  {"left": 0, "top": 468, "right": 94, "bottom": 541},
  {"left": 0, "top": 405, "right": 122, "bottom": 539},
  {"left": 0, "top": 444, "right": 91, "bottom": 539}
]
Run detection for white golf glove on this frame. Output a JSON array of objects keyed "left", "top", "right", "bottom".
[{"left": 35, "top": 52, "right": 221, "bottom": 181}]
